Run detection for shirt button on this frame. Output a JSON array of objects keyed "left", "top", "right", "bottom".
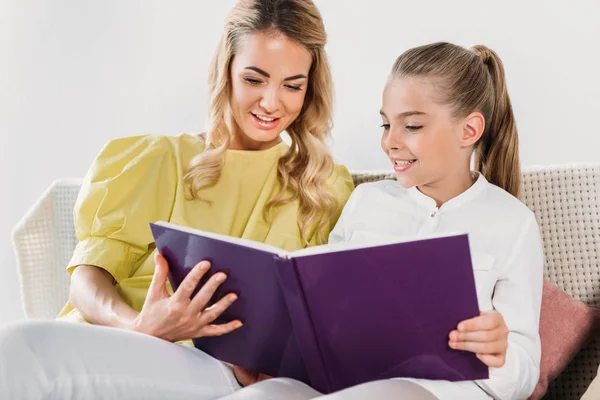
[{"left": 431, "top": 211, "right": 437, "bottom": 218}]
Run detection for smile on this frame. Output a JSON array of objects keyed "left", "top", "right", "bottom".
[
  {"left": 393, "top": 159, "right": 417, "bottom": 173},
  {"left": 250, "top": 113, "right": 281, "bottom": 129},
  {"left": 395, "top": 160, "right": 416, "bottom": 166},
  {"left": 253, "top": 114, "right": 277, "bottom": 122}
]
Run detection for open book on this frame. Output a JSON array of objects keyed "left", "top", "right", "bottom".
[{"left": 149, "top": 221, "right": 488, "bottom": 393}]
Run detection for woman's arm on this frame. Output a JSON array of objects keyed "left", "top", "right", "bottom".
[
  {"left": 70, "top": 265, "right": 138, "bottom": 330},
  {"left": 70, "top": 255, "right": 242, "bottom": 342}
]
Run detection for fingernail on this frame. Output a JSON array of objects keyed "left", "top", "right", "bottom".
[
  {"left": 229, "top": 294, "right": 238, "bottom": 302},
  {"left": 199, "top": 261, "right": 210, "bottom": 271},
  {"left": 215, "top": 273, "right": 226, "bottom": 282},
  {"left": 235, "top": 321, "right": 243, "bottom": 329}
]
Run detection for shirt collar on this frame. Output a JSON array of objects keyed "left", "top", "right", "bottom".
[{"left": 408, "top": 172, "right": 488, "bottom": 211}]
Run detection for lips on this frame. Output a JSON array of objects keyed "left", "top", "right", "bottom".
[
  {"left": 254, "top": 114, "right": 276, "bottom": 122},
  {"left": 395, "top": 159, "right": 416, "bottom": 166},
  {"left": 392, "top": 158, "right": 417, "bottom": 173},
  {"left": 250, "top": 112, "right": 281, "bottom": 130}
]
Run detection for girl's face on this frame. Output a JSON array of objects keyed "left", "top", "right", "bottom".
[
  {"left": 228, "top": 32, "right": 312, "bottom": 151},
  {"left": 380, "top": 77, "right": 480, "bottom": 198}
]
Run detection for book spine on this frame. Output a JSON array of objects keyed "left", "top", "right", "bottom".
[{"left": 274, "top": 255, "right": 332, "bottom": 394}]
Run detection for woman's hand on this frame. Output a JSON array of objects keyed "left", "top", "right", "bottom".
[
  {"left": 449, "top": 310, "right": 509, "bottom": 368},
  {"left": 232, "top": 365, "right": 273, "bottom": 387},
  {"left": 133, "top": 253, "right": 243, "bottom": 342}
]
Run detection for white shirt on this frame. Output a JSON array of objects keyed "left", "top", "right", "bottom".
[{"left": 329, "top": 173, "right": 543, "bottom": 400}]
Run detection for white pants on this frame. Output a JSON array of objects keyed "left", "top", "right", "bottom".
[{"left": 0, "top": 320, "right": 482, "bottom": 400}]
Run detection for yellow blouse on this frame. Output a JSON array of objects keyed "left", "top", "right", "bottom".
[{"left": 58, "top": 134, "right": 354, "bottom": 322}]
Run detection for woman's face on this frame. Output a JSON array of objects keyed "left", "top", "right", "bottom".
[{"left": 229, "top": 32, "right": 312, "bottom": 151}]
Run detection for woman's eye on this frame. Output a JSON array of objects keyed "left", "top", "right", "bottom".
[
  {"left": 380, "top": 124, "right": 390, "bottom": 130},
  {"left": 285, "top": 84, "right": 302, "bottom": 92},
  {"left": 244, "top": 77, "right": 263, "bottom": 86},
  {"left": 406, "top": 125, "right": 423, "bottom": 132}
]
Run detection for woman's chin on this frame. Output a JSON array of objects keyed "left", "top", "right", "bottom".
[{"left": 234, "top": 129, "right": 282, "bottom": 150}]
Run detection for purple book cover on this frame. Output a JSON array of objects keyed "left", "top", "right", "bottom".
[
  {"left": 288, "top": 235, "right": 489, "bottom": 392},
  {"left": 149, "top": 222, "right": 488, "bottom": 394},
  {"left": 149, "top": 222, "right": 310, "bottom": 384}
]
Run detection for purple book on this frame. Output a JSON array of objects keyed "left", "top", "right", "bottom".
[{"left": 150, "top": 221, "right": 488, "bottom": 393}]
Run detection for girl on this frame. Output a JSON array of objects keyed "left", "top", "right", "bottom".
[
  {"left": 0, "top": 1, "right": 353, "bottom": 399},
  {"left": 225, "top": 42, "right": 543, "bottom": 400}
]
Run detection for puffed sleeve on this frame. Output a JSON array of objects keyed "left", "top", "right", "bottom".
[{"left": 67, "top": 135, "right": 179, "bottom": 283}]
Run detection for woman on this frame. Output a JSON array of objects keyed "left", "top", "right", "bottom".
[{"left": 0, "top": 1, "right": 353, "bottom": 399}]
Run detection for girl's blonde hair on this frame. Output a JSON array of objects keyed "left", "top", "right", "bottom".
[
  {"left": 391, "top": 42, "right": 521, "bottom": 197},
  {"left": 183, "top": 0, "right": 337, "bottom": 245}
]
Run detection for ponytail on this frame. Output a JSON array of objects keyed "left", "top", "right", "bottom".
[{"left": 471, "top": 45, "right": 521, "bottom": 197}]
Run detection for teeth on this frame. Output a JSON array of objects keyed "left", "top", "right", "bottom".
[
  {"left": 255, "top": 114, "right": 276, "bottom": 122},
  {"left": 395, "top": 160, "right": 416, "bottom": 166}
]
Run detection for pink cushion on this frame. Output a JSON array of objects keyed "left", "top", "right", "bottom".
[{"left": 528, "top": 280, "right": 598, "bottom": 400}]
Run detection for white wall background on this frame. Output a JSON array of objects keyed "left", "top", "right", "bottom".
[{"left": 1, "top": 0, "right": 599, "bottom": 325}]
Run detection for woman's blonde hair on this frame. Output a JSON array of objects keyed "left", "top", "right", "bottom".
[
  {"left": 184, "top": 0, "right": 337, "bottom": 245},
  {"left": 390, "top": 42, "right": 522, "bottom": 197}
]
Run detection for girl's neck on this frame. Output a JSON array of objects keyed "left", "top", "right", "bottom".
[{"left": 417, "top": 170, "right": 476, "bottom": 208}]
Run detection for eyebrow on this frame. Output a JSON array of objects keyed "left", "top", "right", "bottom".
[
  {"left": 379, "top": 110, "right": 428, "bottom": 118},
  {"left": 245, "top": 66, "right": 307, "bottom": 81}
]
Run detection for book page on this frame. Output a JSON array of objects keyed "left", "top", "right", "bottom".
[
  {"left": 290, "top": 231, "right": 466, "bottom": 258},
  {"left": 154, "top": 221, "right": 288, "bottom": 257}
]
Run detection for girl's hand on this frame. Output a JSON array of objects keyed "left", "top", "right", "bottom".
[
  {"left": 449, "top": 310, "right": 509, "bottom": 368},
  {"left": 133, "top": 253, "right": 243, "bottom": 342}
]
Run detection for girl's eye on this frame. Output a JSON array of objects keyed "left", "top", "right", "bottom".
[
  {"left": 406, "top": 125, "right": 423, "bottom": 132},
  {"left": 380, "top": 124, "right": 390, "bottom": 131},
  {"left": 244, "top": 77, "right": 263, "bottom": 86}
]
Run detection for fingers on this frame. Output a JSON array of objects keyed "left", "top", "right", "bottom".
[
  {"left": 199, "top": 320, "right": 243, "bottom": 337},
  {"left": 146, "top": 253, "right": 170, "bottom": 303},
  {"left": 233, "top": 366, "right": 260, "bottom": 387},
  {"left": 198, "top": 292, "right": 239, "bottom": 325},
  {"left": 172, "top": 260, "right": 211, "bottom": 303},
  {"left": 476, "top": 353, "right": 506, "bottom": 368},
  {"left": 450, "top": 311, "right": 509, "bottom": 365},
  {"left": 449, "top": 329, "right": 504, "bottom": 343},
  {"left": 188, "top": 270, "right": 229, "bottom": 313},
  {"left": 449, "top": 339, "right": 507, "bottom": 355},
  {"left": 458, "top": 311, "right": 504, "bottom": 332}
]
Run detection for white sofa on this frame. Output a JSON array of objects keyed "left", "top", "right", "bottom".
[{"left": 12, "top": 165, "right": 600, "bottom": 400}]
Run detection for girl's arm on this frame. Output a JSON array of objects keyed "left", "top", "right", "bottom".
[{"left": 464, "top": 215, "right": 544, "bottom": 400}]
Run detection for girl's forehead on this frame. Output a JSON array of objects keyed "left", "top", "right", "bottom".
[
  {"left": 383, "top": 78, "right": 436, "bottom": 107},
  {"left": 382, "top": 77, "right": 454, "bottom": 118}
]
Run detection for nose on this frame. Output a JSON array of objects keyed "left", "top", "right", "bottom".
[
  {"left": 382, "top": 125, "right": 404, "bottom": 151},
  {"left": 259, "top": 86, "right": 280, "bottom": 114}
]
